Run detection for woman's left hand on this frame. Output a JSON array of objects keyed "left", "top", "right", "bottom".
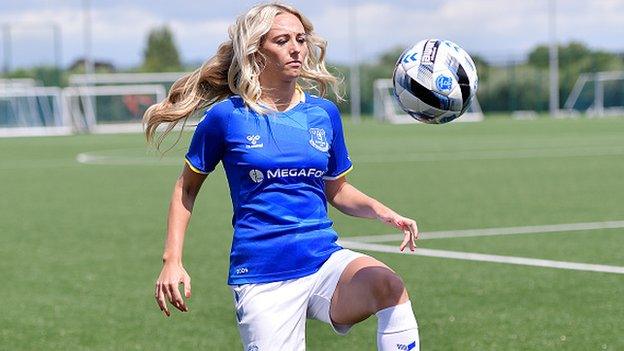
[{"left": 378, "top": 211, "right": 419, "bottom": 251}]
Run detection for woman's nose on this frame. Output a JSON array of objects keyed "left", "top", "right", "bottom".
[{"left": 290, "top": 39, "right": 302, "bottom": 54}]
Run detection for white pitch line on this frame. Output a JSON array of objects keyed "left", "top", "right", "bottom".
[
  {"left": 76, "top": 152, "right": 182, "bottom": 166},
  {"left": 338, "top": 240, "right": 624, "bottom": 275},
  {"left": 349, "top": 220, "right": 624, "bottom": 243}
]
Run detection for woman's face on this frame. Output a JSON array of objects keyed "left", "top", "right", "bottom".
[{"left": 258, "top": 12, "right": 308, "bottom": 83}]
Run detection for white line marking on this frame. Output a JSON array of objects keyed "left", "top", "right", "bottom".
[
  {"left": 76, "top": 152, "right": 182, "bottom": 166},
  {"left": 339, "top": 240, "right": 624, "bottom": 275},
  {"left": 349, "top": 220, "right": 624, "bottom": 242}
]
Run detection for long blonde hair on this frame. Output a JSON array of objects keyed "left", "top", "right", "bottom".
[{"left": 143, "top": 2, "right": 341, "bottom": 149}]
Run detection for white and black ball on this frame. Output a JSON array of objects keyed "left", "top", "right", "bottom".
[{"left": 393, "top": 39, "right": 478, "bottom": 124}]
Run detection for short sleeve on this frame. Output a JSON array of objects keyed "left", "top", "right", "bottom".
[
  {"left": 323, "top": 102, "right": 353, "bottom": 180},
  {"left": 184, "top": 107, "right": 226, "bottom": 174}
]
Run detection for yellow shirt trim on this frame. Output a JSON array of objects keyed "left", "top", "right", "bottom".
[
  {"left": 185, "top": 158, "right": 209, "bottom": 175},
  {"left": 323, "top": 165, "right": 353, "bottom": 180}
]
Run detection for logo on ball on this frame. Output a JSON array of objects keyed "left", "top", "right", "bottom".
[
  {"left": 249, "top": 169, "right": 264, "bottom": 183},
  {"left": 435, "top": 75, "right": 453, "bottom": 92}
]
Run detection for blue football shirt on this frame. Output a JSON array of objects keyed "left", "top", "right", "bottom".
[{"left": 185, "top": 92, "right": 353, "bottom": 285}]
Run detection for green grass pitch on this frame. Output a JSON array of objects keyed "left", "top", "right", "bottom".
[{"left": 1, "top": 117, "right": 623, "bottom": 350}]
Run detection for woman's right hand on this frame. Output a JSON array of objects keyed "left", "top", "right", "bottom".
[{"left": 154, "top": 262, "right": 192, "bottom": 317}]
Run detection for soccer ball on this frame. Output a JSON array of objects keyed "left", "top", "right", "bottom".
[{"left": 393, "top": 39, "right": 478, "bottom": 124}]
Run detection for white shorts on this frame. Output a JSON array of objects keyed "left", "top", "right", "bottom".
[{"left": 229, "top": 249, "right": 367, "bottom": 351}]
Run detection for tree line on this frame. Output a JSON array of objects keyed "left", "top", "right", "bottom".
[
  {"left": 5, "top": 26, "right": 623, "bottom": 114},
  {"left": 329, "top": 42, "right": 624, "bottom": 114}
]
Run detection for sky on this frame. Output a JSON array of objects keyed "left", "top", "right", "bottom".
[{"left": 1, "top": 0, "right": 623, "bottom": 69}]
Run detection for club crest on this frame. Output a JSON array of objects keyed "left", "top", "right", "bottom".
[{"left": 308, "top": 128, "right": 329, "bottom": 152}]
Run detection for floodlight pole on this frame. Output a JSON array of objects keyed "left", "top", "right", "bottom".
[
  {"left": 52, "top": 23, "right": 62, "bottom": 70},
  {"left": 82, "top": 0, "right": 97, "bottom": 131},
  {"left": 2, "top": 24, "right": 10, "bottom": 74},
  {"left": 348, "top": 1, "right": 361, "bottom": 123},
  {"left": 83, "top": 0, "right": 94, "bottom": 76},
  {"left": 548, "top": 0, "right": 559, "bottom": 116}
]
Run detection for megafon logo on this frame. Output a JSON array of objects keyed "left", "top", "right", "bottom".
[
  {"left": 249, "top": 168, "right": 325, "bottom": 183},
  {"left": 267, "top": 168, "right": 325, "bottom": 179}
]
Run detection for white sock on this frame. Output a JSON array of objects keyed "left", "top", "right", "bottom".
[{"left": 376, "top": 300, "right": 419, "bottom": 351}]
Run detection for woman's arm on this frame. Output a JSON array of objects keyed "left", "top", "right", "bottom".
[
  {"left": 324, "top": 176, "right": 419, "bottom": 251},
  {"left": 155, "top": 164, "right": 207, "bottom": 317}
]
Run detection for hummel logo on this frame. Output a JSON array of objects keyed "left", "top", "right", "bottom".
[
  {"left": 246, "top": 135, "right": 263, "bottom": 149},
  {"left": 246, "top": 135, "right": 260, "bottom": 144},
  {"left": 396, "top": 341, "right": 416, "bottom": 351}
]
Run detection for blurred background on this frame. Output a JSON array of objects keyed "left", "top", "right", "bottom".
[
  {"left": 1, "top": 0, "right": 623, "bottom": 132},
  {"left": 1, "top": 1, "right": 623, "bottom": 350}
]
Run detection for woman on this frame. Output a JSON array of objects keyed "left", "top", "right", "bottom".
[{"left": 145, "top": 3, "right": 420, "bottom": 350}]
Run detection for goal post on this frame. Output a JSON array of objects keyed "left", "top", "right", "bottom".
[
  {"left": 65, "top": 72, "right": 186, "bottom": 134},
  {"left": 373, "top": 78, "right": 484, "bottom": 124},
  {"left": 68, "top": 72, "right": 189, "bottom": 86},
  {"left": 564, "top": 71, "right": 624, "bottom": 117},
  {"left": 0, "top": 81, "right": 71, "bottom": 137},
  {"left": 63, "top": 84, "right": 167, "bottom": 134}
]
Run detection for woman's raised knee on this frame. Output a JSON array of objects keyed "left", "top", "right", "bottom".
[{"left": 372, "top": 271, "right": 408, "bottom": 311}]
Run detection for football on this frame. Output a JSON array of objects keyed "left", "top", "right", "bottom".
[{"left": 393, "top": 39, "right": 478, "bottom": 124}]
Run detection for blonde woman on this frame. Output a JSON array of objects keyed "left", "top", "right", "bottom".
[{"left": 145, "top": 3, "right": 420, "bottom": 350}]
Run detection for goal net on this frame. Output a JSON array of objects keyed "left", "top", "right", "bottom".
[
  {"left": 66, "top": 72, "right": 184, "bottom": 133},
  {"left": 64, "top": 85, "right": 166, "bottom": 134},
  {"left": 564, "top": 71, "right": 624, "bottom": 117},
  {"left": 373, "top": 78, "right": 484, "bottom": 124},
  {"left": 0, "top": 79, "right": 166, "bottom": 136},
  {"left": 0, "top": 79, "right": 70, "bottom": 137}
]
